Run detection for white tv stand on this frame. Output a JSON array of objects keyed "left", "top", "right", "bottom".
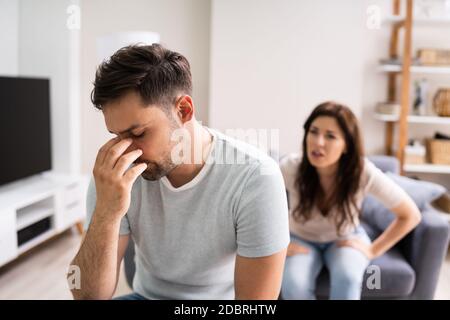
[{"left": 0, "top": 172, "right": 89, "bottom": 267}]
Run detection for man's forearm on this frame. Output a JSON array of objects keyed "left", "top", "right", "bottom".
[{"left": 70, "top": 211, "right": 121, "bottom": 300}]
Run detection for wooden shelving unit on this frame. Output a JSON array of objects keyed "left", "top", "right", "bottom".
[
  {"left": 403, "top": 163, "right": 450, "bottom": 174},
  {"left": 379, "top": 64, "right": 450, "bottom": 74},
  {"left": 374, "top": 113, "right": 450, "bottom": 125},
  {"left": 376, "top": 0, "right": 450, "bottom": 175},
  {"left": 383, "top": 15, "right": 450, "bottom": 27}
]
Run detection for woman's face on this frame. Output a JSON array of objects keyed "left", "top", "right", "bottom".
[{"left": 306, "top": 116, "right": 347, "bottom": 171}]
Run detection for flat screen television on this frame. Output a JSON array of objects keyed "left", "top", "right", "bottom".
[{"left": 0, "top": 76, "right": 52, "bottom": 187}]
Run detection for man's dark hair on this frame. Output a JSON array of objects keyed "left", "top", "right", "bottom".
[{"left": 91, "top": 43, "right": 192, "bottom": 110}]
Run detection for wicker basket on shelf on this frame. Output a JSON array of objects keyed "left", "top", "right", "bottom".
[
  {"left": 404, "top": 144, "right": 426, "bottom": 164},
  {"left": 433, "top": 88, "right": 450, "bottom": 117},
  {"left": 418, "top": 49, "right": 450, "bottom": 66},
  {"left": 427, "top": 139, "right": 450, "bottom": 165}
]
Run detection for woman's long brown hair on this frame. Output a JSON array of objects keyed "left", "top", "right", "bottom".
[{"left": 293, "top": 101, "right": 365, "bottom": 235}]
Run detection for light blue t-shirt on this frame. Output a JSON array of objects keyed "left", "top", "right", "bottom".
[{"left": 85, "top": 128, "right": 290, "bottom": 299}]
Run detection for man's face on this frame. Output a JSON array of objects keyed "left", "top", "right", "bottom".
[{"left": 103, "top": 90, "right": 181, "bottom": 181}]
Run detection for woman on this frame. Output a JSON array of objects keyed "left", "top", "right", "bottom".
[{"left": 280, "top": 101, "right": 421, "bottom": 300}]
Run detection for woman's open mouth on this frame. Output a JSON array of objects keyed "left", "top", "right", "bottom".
[{"left": 311, "top": 150, "right": 325, "bottom": 158}]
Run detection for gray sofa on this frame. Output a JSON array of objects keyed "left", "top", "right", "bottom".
[{"left": 123, "top": 156, "right": 449, "bottom": 300}]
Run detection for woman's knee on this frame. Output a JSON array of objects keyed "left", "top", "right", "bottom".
[
  {"left": 281, "top": 270, "right": 316, "bottom": 300},
  {"left": 281, "top": 257, "right": 319, "bottom": 300},
  {"left": 330, "top": 265, "right": 365, "bottom": 287}
]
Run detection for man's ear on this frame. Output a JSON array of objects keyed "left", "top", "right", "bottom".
[{"left": 176, "top": 95, "right": 194, "bottom": 123}]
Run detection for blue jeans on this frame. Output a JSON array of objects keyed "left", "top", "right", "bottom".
[
  {"left": 281, "top": 226, "right": 371, "bottom": 300},
  {"left": 113, "top": 292, "right": 147, "bottom": 300}
]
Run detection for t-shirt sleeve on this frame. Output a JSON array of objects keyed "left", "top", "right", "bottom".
[
  {"left": 84, "top": 176, "right": 131, "bottom": 235},
  {"left": 234, "top": 160, "right": 290, "bottom": 258},
  {"left": 364, "top": 159, "right": 410, "bottom": 209}
]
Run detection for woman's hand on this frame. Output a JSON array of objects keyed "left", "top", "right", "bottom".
[
  {"left": 337, "top": 238, "right": 375, "bottom": 260},
  {"left": 287, "top": 242, "right": 310, "bottom": 257}
]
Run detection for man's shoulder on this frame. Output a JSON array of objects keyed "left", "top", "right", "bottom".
[{"left": 209, "top": 128, "right": 279, "bottom": 170}]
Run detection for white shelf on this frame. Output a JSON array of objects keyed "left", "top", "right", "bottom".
[
  {"left": 0, "top": 173, "right": 88, "bottom": 209},
  {"left": 374, "top": 113, "right": 450, "bottom": 124},
  {"left": 373, "top": 113, "right": 399, "bottom": 122},
  {"left": 404, "top": 163, "right": 450, "bottom": 174},
  {"left": 408, "top": 115, "right": 450, "bottom": 124},
  {"left": 379, "top": 64, "right": 450, "bottom": 74},
  {"left": 16, "top": 203, "right": 54, "bottom": 231},
  {"left": 383, "top": 15, "right": 404, "bottom": 25},
  {"left": 384, "top": 15, "right": 450, "bottom": 27},
  {"left": 0, "top": 173, "right": 88, "bottom": 268}
]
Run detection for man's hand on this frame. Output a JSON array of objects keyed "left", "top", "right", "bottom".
[
  {"left": 93, "top": 137, "right": 147, "bottom": 222},
  {"left": 286, "top": 241, "right": 310, "bottom": 257},
  {"left": 69, "top": 137, "right": 145, "bottom": 300}
]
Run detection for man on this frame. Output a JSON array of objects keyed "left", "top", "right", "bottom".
[{"left": 69, "top": 44, "right": 289, "bottom": 300}]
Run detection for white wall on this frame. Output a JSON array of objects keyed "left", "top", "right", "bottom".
[
  {"left": 18, "top": 0, "right": 81, "bottom": 175},
  {"left": 2, "top": 0, "right": 448, "bottom": 188},
  {"left": 80, "top": 0, "right": 211, "bottom": 174},
  {"left": 210, "top": 0, "right": 392, "bottom": 157},
  {"left": 0, "top": 0, "right": 19, "bottom": 75}
]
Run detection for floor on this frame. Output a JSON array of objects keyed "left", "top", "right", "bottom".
[
  {"left": 0, "top": 228, "right": 448, "bottom": 300},
  {"left": 0, "top": 229, "right": 131, "bottom": 299}
]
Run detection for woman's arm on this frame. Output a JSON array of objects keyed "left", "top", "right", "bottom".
[
  {"left": 369, "top": 198, "right": 421, "bottom": 258},
  {"left": 338, "top": 197, "right": 421, "bottom": 259}
]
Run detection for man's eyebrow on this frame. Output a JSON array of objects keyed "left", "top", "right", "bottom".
[{"left": 108, "top": 124, "right": 142, "bottom": 135}]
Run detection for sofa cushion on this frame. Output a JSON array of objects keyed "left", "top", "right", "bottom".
[
  {"left": 384, "top": 172, "right": 446, "bottom": 210},
  {"left": 368, "top": 155, "right": 400, "bottom": 174},
  {"left": 315, "top": 247, "right": 415, "bottom": 299},
  {"left": 360, "top": 221, "right": 381, "bottom": 241},
  {"left": 361, "top": 248, "right": 416, "bottom": 299}
]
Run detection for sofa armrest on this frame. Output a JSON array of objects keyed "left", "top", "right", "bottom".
[{"left": 401, "top": 205, "right": 450, "bottom": 299}]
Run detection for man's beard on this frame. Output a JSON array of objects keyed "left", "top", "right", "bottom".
[{"left": 138, "top": 156, "right": 177, "bottom": 181}]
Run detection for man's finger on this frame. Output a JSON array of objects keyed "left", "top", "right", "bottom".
[
  {"left": 124, "top": 163, "right": 147, "bottom": 184},
  {"left": 95, "top": 137, "right": 120, "bottom": 168},
  {"left": 114, "top": 149, "right": 143, "bottom": 176},
  {"left": 103, "top": 138, "right": 134, "bottom": 169}
]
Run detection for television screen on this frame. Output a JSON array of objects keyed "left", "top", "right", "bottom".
[{"left": 0, "top": 76, "right": 52, "bottom": 186}]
